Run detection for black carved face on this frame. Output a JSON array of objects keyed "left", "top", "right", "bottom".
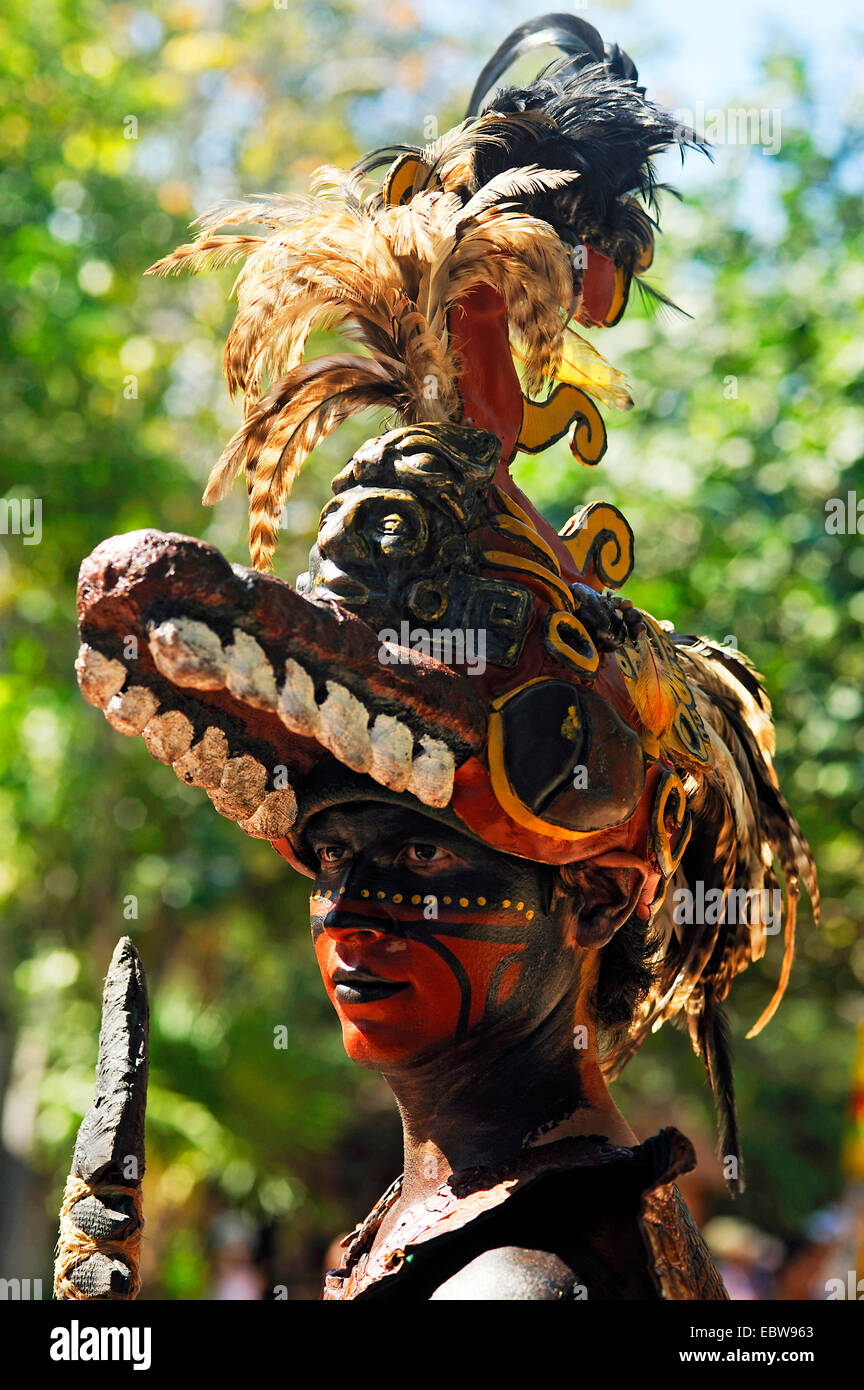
[
  {"left": 304, "top": 802, "right": 576, "bottom": 1069},
  {"left": 295, "top": 424, "right": 504, "bottom": 636}
]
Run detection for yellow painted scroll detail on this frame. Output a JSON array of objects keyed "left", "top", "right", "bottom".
[
  {"left": 601, "top": 264, "right": 632, "bottom": 328},
  {"left": 649, "top": 769, "right": 692, "bottom": 878},
  {"left": 488, "top": 512, "right": 564, "bottom": 576},
  {"left": 516, "top": 383, "right": 608, "bottom": 466},
  {"left": 482, "top": 488, "right": 600, "bottom": 674},
  {"left": 382, "top": 153, "right": 442, "bottom": 207},
  {"left": 599, "top": 208, "right": 655, "bottom": 326},
  {"left": 560, "top": 501, "right": 635, "bottom": 590},
  {"left": 482, "top": 550, "right": 574, "bottom": 613}
]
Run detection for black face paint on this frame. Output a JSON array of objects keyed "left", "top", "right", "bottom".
[{"left": 305, "top": 802, "right": 576, "bottom": 1065}]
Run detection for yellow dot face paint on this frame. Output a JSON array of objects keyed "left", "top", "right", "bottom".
[{"left": 308, "top": 801, "right": 561, "bottom": 1064}]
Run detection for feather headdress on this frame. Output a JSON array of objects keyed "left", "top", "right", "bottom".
[
  {"left": 146, "top": 13, "right": 701, "bottom": 570},
  {"left": 148, "top": 170, "right": 578, "bottom": 569},
  {"left": 603, "top": 636, "right": 819, "bottom": 1184}
]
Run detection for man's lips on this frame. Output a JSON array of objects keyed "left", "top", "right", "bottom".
[{"left": 331, "top": 965, "right": 410, "bottom": 1005}]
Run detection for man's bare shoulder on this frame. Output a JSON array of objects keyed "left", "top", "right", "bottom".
[{"left": 429, "top": 1246, "right": 584, "bottom": 1301}]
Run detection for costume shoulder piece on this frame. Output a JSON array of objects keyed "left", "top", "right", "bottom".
[
  {"left": 75, "top": 14, "right": 818, "bottom": 1185},
  {"left": 322, "top": 1127, "right": 728, "bottom": 1301}
]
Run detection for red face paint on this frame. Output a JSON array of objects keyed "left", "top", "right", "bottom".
[{"left": 305, "top": 805, "right": 574, "bottom": 1070}]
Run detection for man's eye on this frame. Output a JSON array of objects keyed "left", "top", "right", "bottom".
[
  {"left": 400, "top": 843, "right": 448, "bottom": 865},
  {"left": 318, "top": 845, "right": 349, "bottom": 866}
]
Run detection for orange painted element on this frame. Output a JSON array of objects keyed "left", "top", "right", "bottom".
[
  {"left": 629, "top": 630, "right": 679, "bottom": 738},
  {"left": 601, "top": 264, "right": 630, "bottom": 327},
  {"left": 449, "top": 284, "right": 524, "bottom": 461},
  {"left": 615, "top": 616, "right": 714, "bottom": 768},
  {"left": 580, "top": 246, "right": 617, "bottom": 325}
]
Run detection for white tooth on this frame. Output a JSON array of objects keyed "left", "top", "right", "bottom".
[
  {"left": 208, "top": 754, "right": 269, "bottom": 818},
  {"left": 172, "top": 726, "right": 228, "bottom": 789},
  {"left": 240, "top": 788, "right": 298, "bottom": 839},
  {"left": 277, "top": 659, "right": 320, "bottom": 737},
  {"left": 408, "top": 736, "right": 455, "bottom": 808},
  {"left": 149, "top": 618, "right": 226, "bottom": 690},
  {"left": 75, "top": 645, "right": 127, "bottom": 709},
  {"left": 318, "top": 681, "right": 372, "bottom": 772},
  {"left": 142, "top": 710, "right": 194, "bottom": 763},
  {"left": 369, "top": 714, "right": 413, "bottom": 791},
  {"left": 104, "top": 686, "right": 159, "bottom": 737},
  {"left": 224, "top": 631, "right": 278, "bottom": 710}
]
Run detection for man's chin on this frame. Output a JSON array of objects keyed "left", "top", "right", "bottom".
[{"left": 339, "top": 1017, "right": 455, "bottom": 1070}]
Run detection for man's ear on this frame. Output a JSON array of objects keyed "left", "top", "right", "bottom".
[{"left": 559, "top": 863, "right": 645, "bottom": 948}]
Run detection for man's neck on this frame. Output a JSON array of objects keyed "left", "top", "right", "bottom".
[{"left": 379, "top": 995, "right": 636, "bottom": 1208}]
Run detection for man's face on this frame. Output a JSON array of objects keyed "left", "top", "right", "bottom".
[{"left": 304, "top": 801, "right": 575, "bottom": 1069}]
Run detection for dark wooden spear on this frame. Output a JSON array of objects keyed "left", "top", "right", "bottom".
[{"left": 54, "top": 936, "right": 149, "bottom": 1299}]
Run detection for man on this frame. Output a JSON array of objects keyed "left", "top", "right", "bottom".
[
  {"left": 67, "top": 14, "right": 817, "bottom": 1299},
  {"left": 299, "top": 793, "right": 718, "bottom": 1299}
]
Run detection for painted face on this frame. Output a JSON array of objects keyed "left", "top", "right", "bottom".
[{"left": 303, "top": 801, "right": 575, "bottom": 1068}]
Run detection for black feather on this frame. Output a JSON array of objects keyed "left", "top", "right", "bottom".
[
  {"left": 699, "top": 994, "right": 744, "bottom": 1195},
  {"left": 466, "top": 13, "right": 606, "bottom": 116},
  {"left": 634, "top": 278, "right": 692, "bottom": 319}
]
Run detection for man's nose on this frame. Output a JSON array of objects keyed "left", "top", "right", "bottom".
[
  {"left": 318, "top": 865, "right": 401, "bottom": 941},
  {"left": 320, "top": 902, "right": 393, "bottom": 942}
]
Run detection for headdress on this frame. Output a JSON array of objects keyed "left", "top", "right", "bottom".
[{"left": 75, "top": 15, "right": 817, "bottom": 1183}]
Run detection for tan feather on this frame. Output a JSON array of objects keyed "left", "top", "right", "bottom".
[
  {"left": 190, "top": 194, "right": 323, "bottom": 234},
  {"left": 206, "top": 353, "right": 404, "bottom": 570},
  {"left": 746, "top": 879, "right": 798, "bottom": 1038},
  {"left": 145, "top": 235, "right": 265, "bottom": 278},
  {"left": 603, "top": 632, "right": 817, "bottom": 1089},
  {"left": 456, "top": 164, "right": 579, "bottom": 221}
]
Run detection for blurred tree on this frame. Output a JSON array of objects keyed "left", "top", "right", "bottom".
[{"left": 1, "top": 1, "right": 861, "bottom": 1294}]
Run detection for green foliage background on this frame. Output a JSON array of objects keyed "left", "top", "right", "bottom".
[{"left": 1, "top": 0, "right": 862, "bottom": 1296}]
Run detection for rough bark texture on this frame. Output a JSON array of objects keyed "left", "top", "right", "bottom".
[
  {"left": 55, "top": 937, "right": 148, "bottom": 1300},
  {"left": 77, "top": 529, "right": 487, "bottom": 760}
]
